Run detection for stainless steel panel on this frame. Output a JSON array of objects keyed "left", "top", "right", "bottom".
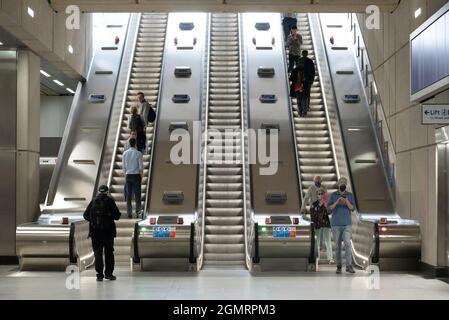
[
  {"left": 0, "top": 151, "right": 16, "bottom": 256},
  {"left": 242, "top": 13, "right": 301, "bottom": 215},
  {"left": 97, "top": 14, "right": 141, "bottom": 190},
  {"left": 148, "top": 13, "right": 207, "bottom": 215},
  {"left": 72, "top": 220, "right": 94, "bottom": 270},
  {"left": 135, "top": 222, "right": 192, "bottom": 271},
  {"left": 44, "top": 14, "right": 133, "bottom": 214},
  {"left": 0, "top": 50, "right": 17, "bottom": 149},
  {"left": 318, "top": 13, "right": 394, "bottom": 214},
  {"left": 437, "top": 141, "right": 449, "bottom": 267}
]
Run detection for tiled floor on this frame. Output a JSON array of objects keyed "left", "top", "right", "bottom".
[{"left": 0, "top": 265, "right": 448, "bottom": 300}]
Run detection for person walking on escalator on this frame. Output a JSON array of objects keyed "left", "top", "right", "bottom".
[
  {"left": 297, "top": 50, "right": 316, "bottom": 113},
  {"left": 300, "top": 175, "right": 326, "bottom": 215},
  {"left": 123, "top": 138, "right": 144, "bottom": 219},
  {"left": 287, "top": 25, "right": 303, "bottom": 73},
  {"left": 290, "top": 63, "right": 308, "bottom": 117},
  {"left": 136, "top": 92, "right": 156, "bottom": 153},
  {"left": 83, "top": 185, "right": 121, "bottom": 281},
  {"left": 282, "top": 13, "right": 298, "bottom": 43},
  {"left": 124, "top": 129, "right": 137, "bottom": 152},
  {"left": 128, "top": 106, "right": 146, "bottom": 153},
  {"left": 310, "top": 188, "right": 334, "bottom": 264},
  {"left": 327, "top": 177, "right": 356, "bottom": 274}
]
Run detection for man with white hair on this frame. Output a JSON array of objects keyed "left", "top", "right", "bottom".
[
  {"left": 300, "top": 175, "right": 326, "bottom": 214},
  {"left": 327, "top": 177, "right": 356, "bottom": 274}
]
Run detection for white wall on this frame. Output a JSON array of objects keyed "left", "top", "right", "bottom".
[
  {"left": 40, "top": 95, "right": 73, "bottom": 138},
  {"left": 357, "top": 0, "right": 449, "bottom": 267}
]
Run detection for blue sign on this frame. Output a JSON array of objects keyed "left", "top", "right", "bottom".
[
  {"left": 172, "top": 94, "right": 190, "bottom": 103},
  {"left": 272, "top": 226, "right": 295, "bottom": 238},
  {"left": 153, "top": 226, "right": 176, "bottom": 238},
  {"left": 88, "top": 94, "right": 106, "bottom": 103},
  {"left": 260, "top": 95, "right": 277, "bottom": 103},
  {"left": 343, "top": 95, "right": 360, "bottom": 103}
]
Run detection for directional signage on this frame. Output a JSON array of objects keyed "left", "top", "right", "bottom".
[{"left": 422, "top": 104, "right": 449, "bottom": 125}]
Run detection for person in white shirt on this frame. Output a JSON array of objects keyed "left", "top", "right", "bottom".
[{"left": 122, "top": 138, "right": 144, "bottom": 219}]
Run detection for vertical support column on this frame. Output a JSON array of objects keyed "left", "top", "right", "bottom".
[
  {"left": 16, "top": 50, "right": 40, "bottom": 226},
  {"left": 0, "top": 51, "right": 18, "bottom": 257}
]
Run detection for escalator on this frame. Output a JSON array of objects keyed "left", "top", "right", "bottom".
[
  {"left": 107, "top": 13, "right": 168, "bottom": 266},
  {"left": 307, "top": 12, "right": 421, "bottom": 270},
  {"left": 291, "top": 13, "right": 339, "bottom": 196},
  {"left": 202, "top": 13, "right": 246, "bottom": 267},
  {"left": 15, "top": 13, "right": 169, "bottom": 271}
]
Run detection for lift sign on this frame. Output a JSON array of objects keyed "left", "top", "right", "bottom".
[
  {"left": 153, "top": 226, "right": 176, "bottom": 238},
  {"left": 272, "top": 226, "right": 296, "bottom": 238}
]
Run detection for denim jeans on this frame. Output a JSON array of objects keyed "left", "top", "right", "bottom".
[
  {"left": 332, "top": 225, "right": 353, "bottom": 268},
  {"left": 315, "top": 227, "right": 333, "bottom": 260},
  {"left": 125, "top": 174, "right": 142, "bottom": 217}
]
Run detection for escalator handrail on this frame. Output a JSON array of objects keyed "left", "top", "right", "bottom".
[
  {"left": 306, "top": 13, "right": 341, "bottom": 181},
  {"left": 143, "top": 14, "right": 169, "bottom": 218},
  {"left": 252, "top": 223, "right": 260, "bottom": 264},
  {"left": 280, "top": 14, "right": 304, "bottom": 204},
  {"left": 198, "top": 13, "right": 212, "bottom": 270},
  {"left": 189, "top": 222, "right": 197, "bottom": 263},
  {"left": 106, "top": 13, "right": 142, "bottom": 191},
  {"left": 237, "top": 13, "right": 250, "bottom": 270}
]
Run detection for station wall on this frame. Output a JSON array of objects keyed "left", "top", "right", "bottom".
[{"left": 357, "top": 0, "right": 449, "bottom": 267}]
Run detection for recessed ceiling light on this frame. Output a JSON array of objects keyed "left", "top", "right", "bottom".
[
  {"left": 66, "top": 88, "right": 75, "bottom": 94},
  {"left": 415, "top": 8, "right": 422, "bottom": 19},
  {"left": 27, "top": 7, "right": 35, "bottom": 18},
  {"left": 348, "top": 128, "right": 363, "bottom": 132},
  {"left": 0, "top": 41, "right": 3, "bottom": 46},
  {"left": 40, "top": 70, "right": 51, "bottom": 77},
  {"left": 53, "top": 79, "right": 64, "bottom": 86},
  {"left": 68, "top": 45, "right": 74, "bottom": 54}
]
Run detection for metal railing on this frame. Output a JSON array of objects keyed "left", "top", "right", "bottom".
[
  {"left": 281, "top": 13, "right": 304, "bottom": 204},
  {"left": 238, "top": 13, "right": 251, "bottom": 270},
  {"left": 106, "top": 13, "right": 142, "bottom": 191},
  {"left": 143, "top": 14, "right": 169, "bottom": 218},
  {"left": 198, "top": 13, "right": 212, "bottom": 270},
  {"left": 307, "top": 13, "right": 341, "bottom": 181}
]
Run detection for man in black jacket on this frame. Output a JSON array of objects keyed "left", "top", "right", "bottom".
[
  {"left": 297, "top": 50, "right": 316, "bottom": 114},
  {"left": 83, "top": 185, "right": 121, "bottom": 281}
]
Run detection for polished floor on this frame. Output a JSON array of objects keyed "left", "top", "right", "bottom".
[{"left": 0, "top": 265, "right": 448, "bottom": 300}]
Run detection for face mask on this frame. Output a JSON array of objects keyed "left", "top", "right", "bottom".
[
  {"left": 317, "top": 195, "right": 324, "bottom": 201},
  {"left": 315, "top": 182, "right": 322, "bottom": 188},
  {"left": 339, "top": 185, "right": 347, "bottom": 193}
]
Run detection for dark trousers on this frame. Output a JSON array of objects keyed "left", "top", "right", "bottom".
[
  {"left": 136, "top": 130, "right": 146, "bottom": 153},
  {"left": 297, "top": 81, "right": 313, "bottom": 114},
  {"left": 288, "top": 54, "right": 301, "bottom": 73},
  {"left": 282, "top": 17, "right": 297, "bottom": 42},
  {"left": 125, "top": 174, "right": 142, "bottom": 217},
  {"left": 91, "top": 232, "right": 115, "bottom": 277}
]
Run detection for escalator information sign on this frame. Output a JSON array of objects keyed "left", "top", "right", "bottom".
[
  {"left": 153, "top": 226, "right": 176, "bottom": 238},
  {"left": 272, "top": 226, "right": 296, "bottom": 238}
]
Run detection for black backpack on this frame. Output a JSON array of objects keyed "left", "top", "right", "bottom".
[
  {"left": 90, "top": 195, "right": 113, "bottom": 231},
  {"left": 130, "top": 114, "right": 144, "bottom": 132},
  {"left": 147, "top": 106, "right": 156, "bottom": 123}
]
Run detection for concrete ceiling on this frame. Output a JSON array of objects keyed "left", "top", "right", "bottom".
[
  {"left": 1, "top": 26, "right": 78, "bottom": 96},
  {"left": 48, "top": 0, "right": 401, "bottom": 13},
  {"left": 40, "top": 59, "right": 78, "bottom": 96}
]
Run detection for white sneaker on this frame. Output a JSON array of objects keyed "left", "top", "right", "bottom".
[{"left": 329, "top": 259, "right": 335, "bottom": 265}]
